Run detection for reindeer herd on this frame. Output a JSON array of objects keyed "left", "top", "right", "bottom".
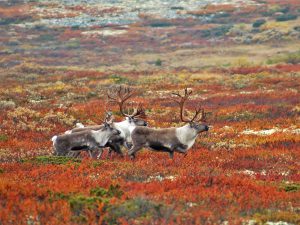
[{"left": 51, "top": 86, "right": 209, "bottom": 159}]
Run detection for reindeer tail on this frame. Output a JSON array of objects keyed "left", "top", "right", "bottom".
[
  {"left": 76, "top": 123, "right": 84, "bottom": 128},
  {"left": 51, "top": 135, "right": 58, "bottom": 143}
]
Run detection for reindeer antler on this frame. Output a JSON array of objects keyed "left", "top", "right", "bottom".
[
  {"left": 102, "top": 111, "right": 114, "bottom": 124},
  {"left": 128, "top": 103, "right": 146, "bottom": 118},
  {"left": 107, "top": 85, "right": 145, "bottom": 118},
  {"left": 172, "top": 88, "right": 206, "bottom": 123}
]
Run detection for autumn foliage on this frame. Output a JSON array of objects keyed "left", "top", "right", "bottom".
[{"left": 0, "top": 0, "right": 300, "bottom": 224}]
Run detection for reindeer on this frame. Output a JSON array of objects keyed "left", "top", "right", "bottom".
[
  {"left": 51, "top": 113, "right": 120, "bottom": 157},
  {"left": 128, "top": 88, "right": 209, "bottom": 159},
  {"left": 64, "top": 85, "right": 147, "bottom": 158}
]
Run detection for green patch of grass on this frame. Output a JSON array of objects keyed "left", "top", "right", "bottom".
[
  {"left": 105, "top": 197, "right": 175, "bottom": 224},
  {"left": 280, "top": 183, "right": 300, "bottom": 192},
  {"left": 21, "top": 156, "right": 82, "bottom": 165},
  {"left": 218, "top": 111, "right": 265, "bottom": 122},
  {"left": 253, "top": 210, "right": 300, "bottom": 224},
  {"left": 0, "top": 168, "right": 4, "bottom": 174},
  {"left": 109, "top": 74, "right": 130, "bottom": 84},
  {"left": 0, "top": 134, "right": 8, "bottom": 142},
  {"left": 92, "top": 161, "right": 103, "bottom": 168},
  {"left": 48, "top": 184, "right": 124, "bottom": 222},
  {"left": 90, "top": 184, "right": 123, "bottom": 199},
  {"left": 48, "top": 191, "right": 70, "bottom": 202},
  {"left": 267, "top": 51, "right": 300, "bottom": 65},
  {"left": 69, "top": 195, "right": 103, "bottom": 215}
]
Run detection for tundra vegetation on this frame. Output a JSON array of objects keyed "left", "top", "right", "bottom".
[{"left": 0, "top": 0, "right": 300, "bottom": 224}]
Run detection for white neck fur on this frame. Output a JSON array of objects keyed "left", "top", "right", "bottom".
[
  {"left": 175, "top": 124, "right": 198, "bottom": 150},
  {"left": 91, "top": 130, "right": 111, "bottom": 147},
  {"left": 113, "top": 118, "right": 136, "bottom": 142}
]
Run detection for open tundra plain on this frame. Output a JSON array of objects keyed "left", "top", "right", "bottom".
[{"left": 0, "top": 0, "right": 300, "bottom": 224}]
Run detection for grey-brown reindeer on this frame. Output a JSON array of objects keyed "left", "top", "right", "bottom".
[
  {"left": 64, "top": 85, "right": 147, "bottom": 158},
  {"left": 51, "top": 113, "right": 120, "bottom": 157},
  {"left": 128, "top": 88, "right": 209, "bottom": 159}
]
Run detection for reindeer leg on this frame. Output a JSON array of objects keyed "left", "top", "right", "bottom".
[
  {"left": 89, "top": 149, "right": 99, "bottom": 159},
  {"left": 106, "top": 142, "right": 123, "bottom": 158},
  {"left": 169, "top": 151, "right": 174, "bottom": 159},
  {"left": 112, "top": 143, "right": 123, "bottom": 157},
  {"left": 173, "top": 144, "right": 188, "bottom": 157},
  {"left": 176, "top": 148, "right": 188, "bottom": 157},
  {"left": 95, "top": 148, "right": 103, "bottom": 159},
  {"left": 87, "top": 146, "right": 100, "bottom": 159},
  {"left": 128, "top": 145, "right": 143, "bottom": 160},
  {"left": 106, "top": 148, "right": 112, "bottom": 159},
  {"left": 88, "top": 150, "right": 93, "bottom": 158},
  {"left": 71, "top": 151, "right": 81, "bottom": 158}
]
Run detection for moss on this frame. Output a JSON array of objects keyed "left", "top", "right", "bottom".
[
  {"left": 0, "top": 168, "right": 4, "bottom": 174},
  {"left": 21, "top": 156, "right": 81, "bottom": 165}
]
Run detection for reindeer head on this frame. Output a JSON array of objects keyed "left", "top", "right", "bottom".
[
  {"left": 107, "top": 85, "right": 147, "bottom": 127},
  {"left": 173, "top": 88, "right": 209, "bottom": 134}
]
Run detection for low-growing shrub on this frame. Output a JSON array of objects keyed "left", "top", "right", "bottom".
[
  {"left": 90, "top": 184, "right": 123, "bottom": 199},
  {"left": 201, "top": 25, "right": 233, "bottom": 38},
  {"left": 149, "top": 21, "right": 173, "bottom": 27},
  {"left": 252, "top": 19, "right": 266, "bottom": 28},
  {"left": 253, "top": 211, "right": 300, "bottom": 224},
  {"left": 105, "top": 197, "right": 175, "bottom": 224},
  {"left": 69, "top": 195, "right": 102, "bottom": 216},
  {"left": 279, "top": 183, "right": 300, "bottom": 192},
  {"left": 0, "top": 134, "right": 8, "bottom": 142},
  {"left": 155, "top": 59, "right": 162, "bottom": 66},
  {"left": 276, "top": 14, "right": 297, "bottom": 22}
]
